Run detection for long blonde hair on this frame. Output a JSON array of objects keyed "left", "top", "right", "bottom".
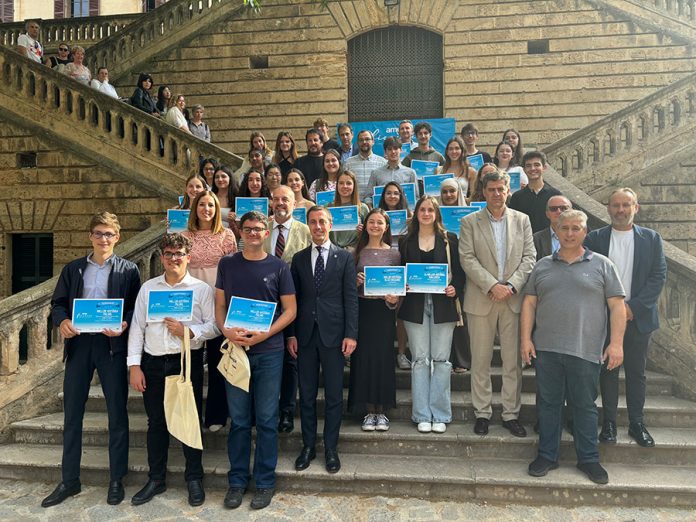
[{"left": 187, "top": 190, "right": 224, "bottom": 234}]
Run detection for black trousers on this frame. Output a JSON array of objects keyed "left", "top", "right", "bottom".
[
  {"left": 62, "top": 335, "right": 128, "bottom": 485},
  {"left": 297, "top": 326, "right": 344, "bottom": 451},
  {"left": 204, "top": 335, "right": 229, "bottom": 428},
  {"left": 279, "top": 347, "right": 298, "bottom": 414},
  {"left": 601, "top": 321, "right": 651, "bottom": 424},
  {"left": 141, "top": 349, "right": 204, "bottom": 482}
]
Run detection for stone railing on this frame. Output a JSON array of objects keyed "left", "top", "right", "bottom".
[
  {"left": 544, "top": 168, "right": 696, "bottom": 400},
  {"left": 0, "top": 14, "right": 141, "bottom": 52},
  {"left": 543, "top": 70, "right": 696, "bottom": 191},
  {"left": 86, "top": 0, "right": 246, "bottom": 80},
  {"left": 630, "top": 0, "right": 696, "bottom": 24},
  {"left": 0, "top": 47, "right": 242, "bottom": 199}
]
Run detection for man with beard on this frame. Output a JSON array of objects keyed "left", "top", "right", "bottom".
[{"left": 344, "top": 130, "right": 387, "bottom": 204}]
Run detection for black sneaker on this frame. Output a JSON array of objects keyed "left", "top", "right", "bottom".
[
  {"left": 250, "top": 488, "right": 275, "bottom": 510},
  {"left": 576, "top": 462, "right": 609, "bottom": 484},
  {"left": 528, "top": 456, "right": 559, "bottom": 477},
  {"left": 223, "top": 487, "right": 246, "bottom": 509}
]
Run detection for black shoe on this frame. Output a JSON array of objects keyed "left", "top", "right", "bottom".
[
  {"left": 224, "top": 486, "right": 246, "bottom": 509},
  {"left": 131, "top": 479, "right": 166, "bottom": 506},
  {"left": 325, "top": 449, "right": 341, "bottom": 474},
  {"left": 474, "top": 417, "right": 489, "bottom": 435},
  {"left": 278, "top": 410, "right": 294, "bottom": 433},
  {"left": 187, "top": 479, "right": 205, "bottom": 507},
  {"left": 294, "top": 446, "right": 316, "bottom": 471},
  {"left": 502, "top": 419, "right": 527, "bottom": 438},
  {"left": 528, "top": 456, "right": 559, "bottom": 477},
  {"left": 577, "top": 462, "right": 608, "bottom": 484},
  {"left": 250, "top": 487, "right": 275, "bottom": 509},
  {"left": 106, "top": 480, "right": 124, "bottom": 505},
  {"left": 41, "top": 482, "right": 81, "bottom": 508},
  {"left": 628, "top": 422, "right": 655, "bottom": 448},
  {"left": 598, "top": 420, "right": 617, "bottom": 444}
]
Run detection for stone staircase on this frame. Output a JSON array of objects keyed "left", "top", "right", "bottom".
[{"left": 0, "top": 363, "right": 695, "bottom": 507}]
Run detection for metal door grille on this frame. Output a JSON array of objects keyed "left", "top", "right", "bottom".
[{"left": 348, "top": 26, "right": 443, "bottom": 122}]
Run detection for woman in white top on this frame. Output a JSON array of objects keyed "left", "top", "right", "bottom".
[
  {"left": 62, "top": 46, "right": 91, "bottom": 85},
  {"left": 493, "top": 141, "right": 528, "bottom": 190},
  {"left": 285, "top": 168, "right": 314, "bottom": 210},
  {"left": 165, "top": 94, "right": 192, "bottom": 134},
  {"left": 308, "top": 149, "right": 342, "bottom": 202},
  {"left": 442, "top": 136, "right": 476, "bottom": 199}
]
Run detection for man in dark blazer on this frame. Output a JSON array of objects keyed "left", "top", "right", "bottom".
[
  {"left": 533, "top": 195, "right": 572, "bottom": 260},
  {"left": 287, "top": 206, "right": 359, "bottom": 473},
  {"left": 585, "top": 188, "right": 667, "bottom": 447},
  {"left": 43, "top": 212, "right": 140, "bottom": 508}
]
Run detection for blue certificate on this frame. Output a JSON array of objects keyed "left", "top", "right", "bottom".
[
  {"left": 147, "top": 290, "right": 194, "bottom": 323},
  {"left": 315, "top": 190, "right": 335, "bottom": 206},
  {"left": 441, "top": 206, "right": 477, "bottom": 236},
  {"left": 364, "top": 266, "right": 406, "bottom": 297},
  {"left": 292, "top": 207, "right": 307, "bottom": 224},
  {"left": 406, "top": 263, "right": 448, "bottom": 294},
  {"left": 72, "top": 299, "right": 124, "bottom": 333},
  {"left": 328, "top": 205, "right": 359, "bottom": 232},
  {"left": 386, "top": 209, "right": 408, "bottom": 236},
  {"left": 399, "top": 141, "right": 414, "bottom": 160},
  {"left": 469, "top": 201, "right": 487, "bottom": 209},
  {"left": 224, "top": 296, "right": 277, "bottom": 332},
  {"left": 178, "top": 195, "right": 184, "bottom": 207},
  {"left": 509, "top": 171, "right": 521, "bottom": 192},
  {"left": 467, "top": 153, "right": 484, "bottom": 172},
  {"left": 411, "top": 160, "right": 440, "bottom": 180},
  {"left": 235, "top": 197, "right": 269, "bottom": 216},
  {"left": 423, "top": 173, "right": 454, "bottom": 196},
  {"left": 167, "top": 209, "right": 190, "bottom": 233}
]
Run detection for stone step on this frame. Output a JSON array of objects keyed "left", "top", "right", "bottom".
[
  {"left": 72, "top": 387, "right": 696, "bottom": 429},
  {"left": 0, "top": 444, "right": 693, "bottom": 507},
  {"left": 12, "top": 412, "right": 696, "bottom": 467}
]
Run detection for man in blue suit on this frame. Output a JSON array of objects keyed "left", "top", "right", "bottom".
[
  {"left": 585, "top": 188, "right": 667, "bottom": 447},
  {"left": 287, "top": 206, "right": 359, "bottom": 473}
]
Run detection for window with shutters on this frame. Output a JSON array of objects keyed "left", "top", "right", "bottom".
[
  {"left": 348, "top": 26, "right": 443, "bottom": 122},
  {"left": 0, "top": 0, "right": 13, "bottom": 23},
  {"left": 54, "top": 0, "right": 65, "bottom": 19},
  {"left": 71, "top": 0, "right": 98, "bottom": 17}
]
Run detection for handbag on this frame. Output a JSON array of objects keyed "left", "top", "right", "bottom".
[
  {"left": 164, "top": 326, "right": 203, "bottom": 450},
  {"left": 443, "top": 234, "right": 465, "bottom": 327},
  {"left": 217, "top": 339, "right": 251, "bottom": 393}
]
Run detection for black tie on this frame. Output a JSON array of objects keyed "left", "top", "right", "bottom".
[{"left": 314, "top": 246, "right": 325, "bottom": 290}]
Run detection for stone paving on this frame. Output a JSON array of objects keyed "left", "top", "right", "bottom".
[{"left": 0, "top": 479, "right": 694, "bottom": 521}]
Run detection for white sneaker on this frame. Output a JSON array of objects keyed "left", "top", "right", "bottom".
[
  {"left": 397, "top": 353, "right": 411, "bottom": 370},
  {"left": 208, "top": 424, "right": 223, "bottom": 433},
  {"left": 417, "top": 422, "right": 432, "bottom": 433},
  {"left": 362, "top": 414, "right": 377, "bottom": 431},
  {"left": 375, "top": 414, "right": 390, "bottom": 431},
  {"left": 432, "top": 422, "right": 447, "bottom": 433}
]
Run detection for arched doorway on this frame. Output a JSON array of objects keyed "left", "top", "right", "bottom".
[{"left": 348, "top": 26, "right": 443, "bottom": 122}]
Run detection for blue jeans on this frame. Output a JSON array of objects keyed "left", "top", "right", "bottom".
[
  {"left": 403, "top": 295, "right": 455, "bottom": 423},
  {"left": 536, "top": 350, "right": 601, "bottom": 464},
  {"left": 225, "top": 349, "right": 284, "bottom": 489}
]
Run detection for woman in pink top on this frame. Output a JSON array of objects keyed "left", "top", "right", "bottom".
[{"left": 183, "top": 190, "right": 236, "bottom": 431}]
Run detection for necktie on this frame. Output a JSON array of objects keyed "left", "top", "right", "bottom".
[
  {"left": 314, "top": 246, "right": 325, "bottom": 290},
  {"left": 275, "top": 224, "right": 285, "bottom": 258}
]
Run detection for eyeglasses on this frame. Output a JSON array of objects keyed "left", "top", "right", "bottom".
[
  {"left": 242, "top": 226, "right": 266, "bottom": 235},
  {"left": 548, "top": 206, "right": 570, "bottom": 212},
  {"left": 91, "top": 232, "right": 117, "bottom": 240},
  {"left": 162, "top": 251, "right": 187, "bottom": 259},
  {"left": 59, "top": 47, "right": 69, "bottom": 52}
]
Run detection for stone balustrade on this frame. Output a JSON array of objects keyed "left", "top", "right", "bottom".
[
  {"left": 0, "top": 222, "right": 164, "bottom": 378},
  {"left": 0, "top": 14, "right": 141, "bottom": 52},
  {"left": 0, "top": 46, "right": 242, "bottom": 198},
  {"left": 631, "top": 0, "right": 696, "bottom": 23},
  {"left": 86, "top": 0, "right": 244, "bottom": 80},
  {"left": 543, "top": 70, "right": 696, "bottom": 190}
]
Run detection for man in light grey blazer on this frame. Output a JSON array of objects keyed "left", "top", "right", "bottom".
[
  {"left": 264, "top": 185, "right": 312, "bottom": 432},
  {"left": 459, "top": 169, "right": 536, "bottom": 437}
]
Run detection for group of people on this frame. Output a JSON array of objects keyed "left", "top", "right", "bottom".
[{"left": 42, "top": 116, "right": 667, "bottom": 511}]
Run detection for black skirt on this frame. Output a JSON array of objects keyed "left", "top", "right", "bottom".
[{"left": 348, "top": 297, "right": 397, "bottom": 412}]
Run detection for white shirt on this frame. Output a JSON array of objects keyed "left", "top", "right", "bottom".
[
  {"left": 271, "top": 217, "right": 294, "bottom": 256},
  {"left": 18, "top": 34, "right": 43, "bottom": 63},
  {"left": 487, "top": 208, "right": 508, "bottom": 282},
  {"left": 166, "top": 106, "right": 188, "bottom": 130},
  {"left": 609, "top": 228, "right": 635, "bottom": 300},
  {"left": 90, "top": 79, "right": 119, "bottom": 99},
  {"left": 127, "top": 273, "right": 219, "bottom": 366},
  {"left": 310, "top": 239, "right": 332, "bottom": 275}
]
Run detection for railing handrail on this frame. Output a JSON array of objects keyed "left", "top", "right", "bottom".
[
  {"left": 0, "top": 46, "right": 243, "bottom": 192},
  {"left": 0, "top": 14, "right": 142, "bottom": 50},
  {"left": 543, "top": 69, "right": 696, "bottom": 155},
  {"left": 624, "top": 0, "right": 696, "bottom": 27}
]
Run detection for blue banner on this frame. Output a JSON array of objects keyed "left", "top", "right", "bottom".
[{"left": 347, "top": 118, "right": 457, "bottom": 157}]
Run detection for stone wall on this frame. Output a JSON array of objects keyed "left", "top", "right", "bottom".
[
  {"left": 0, "top": 121, "right": 172, "bottom": 298},
  {"left": 109, "top": 0, "right": 696, "bottom": 157}
]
